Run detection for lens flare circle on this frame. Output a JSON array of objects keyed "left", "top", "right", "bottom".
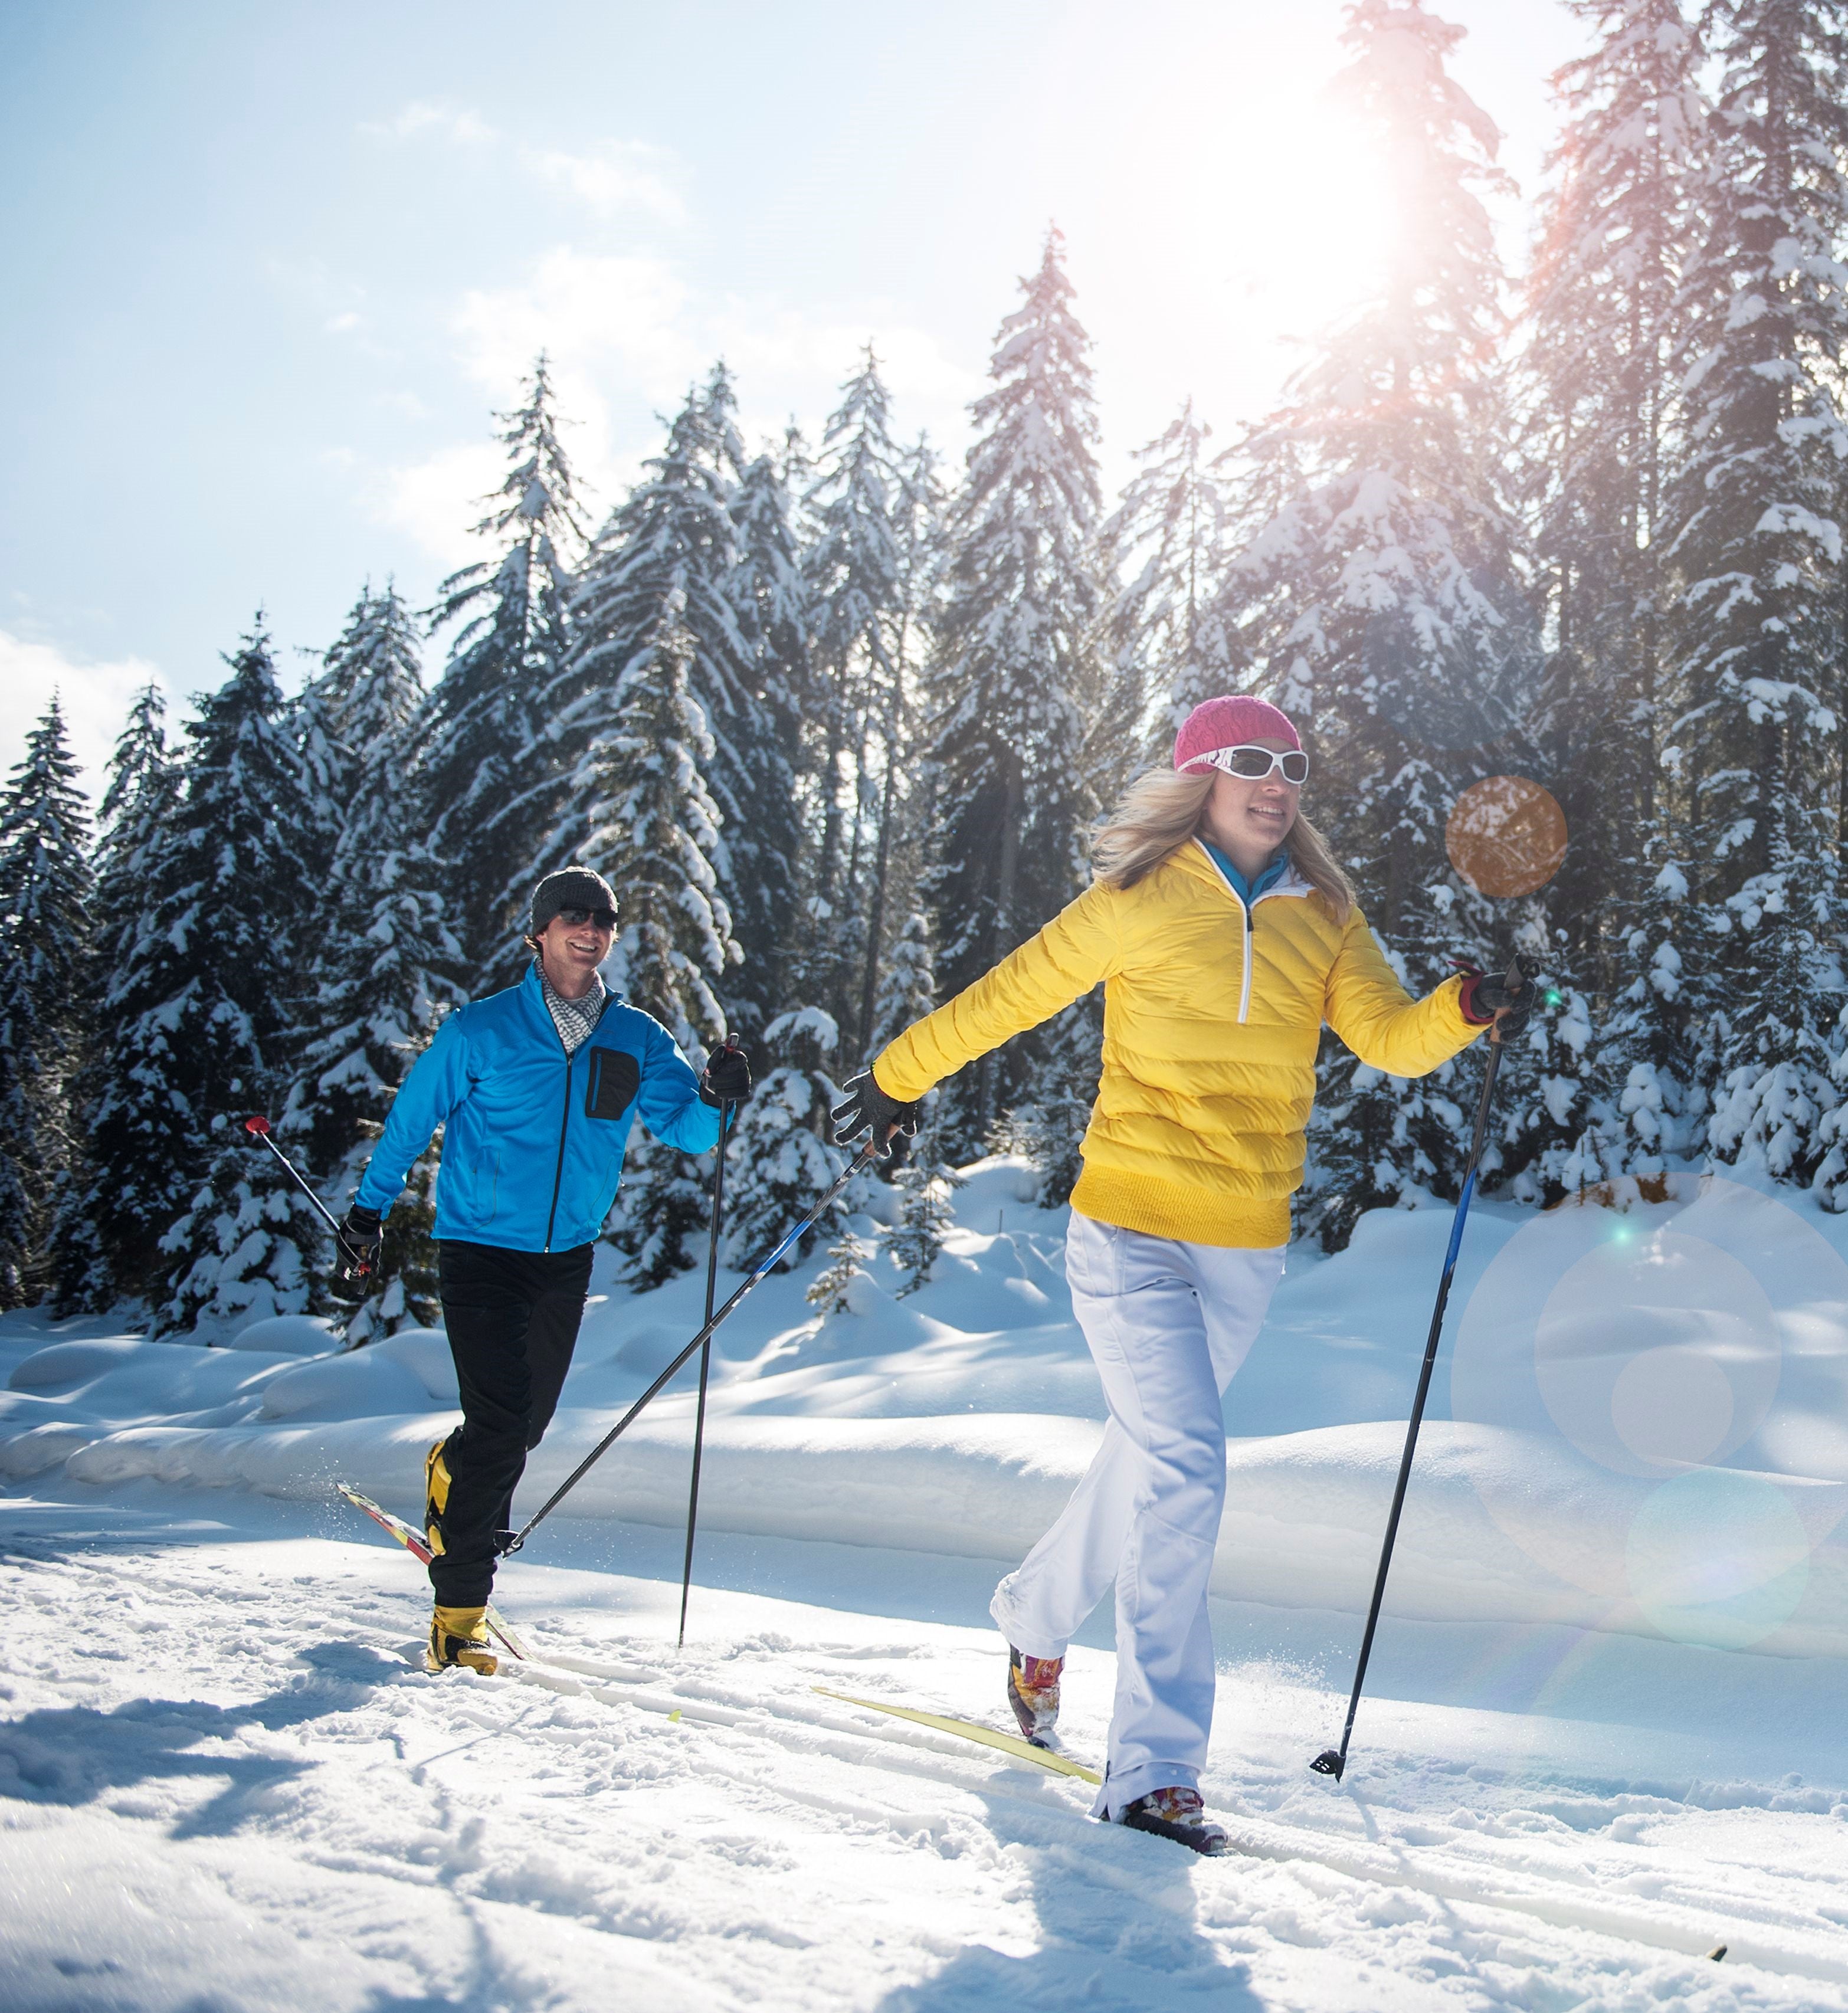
[
  {"left": 1530, "top": 1228, "right": 1780, "bottom": 1480},
  {"left": 1626, "top": 1468, "right": 1811, "bottom": 1650},
  {"left": 1450, "top": 1175, "right": 1848, "bottom": 1651},
  {"left": 1446, "top": 776, "right": 1567, "bottom": 897}
]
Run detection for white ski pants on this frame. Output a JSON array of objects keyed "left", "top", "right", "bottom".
[{"left": 990, "top": 1211, "right": 1284, "bottom": 1818}]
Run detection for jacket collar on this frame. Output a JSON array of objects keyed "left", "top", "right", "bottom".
[{"left": 1179, "top": 837, "right": 1315, "bottom": 905}]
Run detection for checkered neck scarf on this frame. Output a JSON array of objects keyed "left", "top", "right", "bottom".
[{"left": 541, "top": 971, "right": 607, "bottom": 1055}]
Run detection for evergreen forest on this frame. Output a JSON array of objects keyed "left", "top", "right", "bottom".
[{"left": 5, "top": 0, "right": 1848, "bottom": 1330}]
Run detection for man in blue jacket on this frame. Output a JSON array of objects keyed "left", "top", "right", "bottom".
[{"left": 338, "top": 865, "right": 751, "bottom": 1674}]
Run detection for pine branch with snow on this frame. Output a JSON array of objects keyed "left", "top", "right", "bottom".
[{"left": 719, "top": 1008, "right": 848, "bottom": 1273}]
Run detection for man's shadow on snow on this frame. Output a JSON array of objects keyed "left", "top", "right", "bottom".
[
  {"left": 0, "top": 1640, "right": 395, "bottom": 1840},
  {"left": 870, "top": 1778, "right": 1263, "bottom": 2013}
]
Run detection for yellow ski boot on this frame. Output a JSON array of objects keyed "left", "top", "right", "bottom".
[
  {"left": 424, "top": 1438, "right": 453, "bottom": 1559},
  {"left": 428, "top": 1605, "right": 497, "bottom": 1676}
]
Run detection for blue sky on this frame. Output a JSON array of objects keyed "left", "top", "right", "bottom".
[{"left": 0, "top": 0, "right": 1581, "bottom": 794}]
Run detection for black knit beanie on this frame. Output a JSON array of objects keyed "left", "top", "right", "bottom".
[{"left": 529, "top": 867, "right": 619, "bottom": 936}]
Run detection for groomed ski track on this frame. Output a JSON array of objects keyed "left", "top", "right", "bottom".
[{"left": 8, "top": 1488, "right": 1848, "bottom": 2012}]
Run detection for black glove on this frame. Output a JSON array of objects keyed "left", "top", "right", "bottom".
[
  {"left": 1457, "top": 959, "right": 1534, "bottom": 1037},
  {"left": 700, "top": 1039, "right": 752, "bottom": 1107},
  {"left": 333, "top": 1205, "right": 382, "bottom": 1297},
  {"left": 830, "top": 1070, "right": 922, "bottom": 1148}
]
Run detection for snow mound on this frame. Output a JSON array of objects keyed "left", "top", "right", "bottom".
[
  {"left": 228, "top": 1313, "right": 343, "bottom": 1354},
  {"left": 14, "top": 1160, "right": 1848, "bottom": 1657},
  {"left": 8, "top": 1335, "right": 147, "bottom": 1389}
]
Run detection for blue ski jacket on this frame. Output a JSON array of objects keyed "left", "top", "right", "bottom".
[{"left": 355, "top": 962, "right": 719, "bottom": 1251}]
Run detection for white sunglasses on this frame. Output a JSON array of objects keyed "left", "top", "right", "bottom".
[{"left": 1191, "top": 743, "right": 1310, "bottom": 784}]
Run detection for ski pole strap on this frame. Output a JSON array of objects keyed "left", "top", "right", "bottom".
[{"left": 500, "top": 1139, "right": 879, "bottom": 1556}]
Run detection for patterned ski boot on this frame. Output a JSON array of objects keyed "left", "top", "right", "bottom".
[
  {"left": 1116, "top": 1786, "right": 1230, "bottom": 1856},
  {"left": 428, "top": 1604, "right": 497, "bottom": 1676},
  {"left": 1007, "top": 1647, "right": 1063, "bottom": 1748},
  {"left": 424, "top": 1438, "right": 453, "bottom": 1559}
]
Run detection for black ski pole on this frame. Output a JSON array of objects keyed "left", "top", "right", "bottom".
[
  {"left": 241, "top": 1115, "right": 375, "bottom": 1289},
  {"left": 678, "top": 1044, "right": 740, "bottom": 1648},
  {"left": 1311, "top": 958, "right": 1522, "bottom": 1784},
  {"left": 500, "top": 1134, "right": 884, "bottom": 1558}
]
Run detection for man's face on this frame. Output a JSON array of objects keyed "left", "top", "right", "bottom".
[{"left": 536, "top": 904, "right": 615, "bottom": 991}]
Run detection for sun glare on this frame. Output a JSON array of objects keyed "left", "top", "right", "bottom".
[{"left": 1073, "top": 35, "right": 1399, "bottom": 445}]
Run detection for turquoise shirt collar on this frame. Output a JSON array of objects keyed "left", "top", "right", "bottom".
[{"left": 1202, "top": 841, "right": 1288, "bottom": 907}]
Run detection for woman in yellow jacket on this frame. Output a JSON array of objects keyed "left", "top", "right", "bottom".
[{"left": 831, "top": 696, "right": 1528, "bottom": 1855}]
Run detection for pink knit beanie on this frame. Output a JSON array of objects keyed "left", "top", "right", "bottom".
[{"left": 1173, "top": 696, "right": 1301, "bottom": 771}]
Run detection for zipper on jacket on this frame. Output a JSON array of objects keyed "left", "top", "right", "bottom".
[
  {"left": 1194, "top": 837, "right": 1282, "bottom": 1026},
  {"left": 543, "top": 1050, "right": 577, "bottom": 1251}
]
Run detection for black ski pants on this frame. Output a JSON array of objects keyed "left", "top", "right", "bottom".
[{"left": 429, "top": 1239, "right": 594, "bottom": 1607}]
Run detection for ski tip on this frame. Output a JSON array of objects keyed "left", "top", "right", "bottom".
[
  {"left": 1309, "top": 1749, "right": 1345, "bottom": 1781},
  {"left": 1708, "top": 1945, "right": 1726, "bottom": 1963}
]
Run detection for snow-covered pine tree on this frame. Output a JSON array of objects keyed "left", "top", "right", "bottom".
[
  {"left": 725, "top": 440, "right": 810, "bottom": 1029},
  {"left": 1217, "top": 1, "right": 1529, "bottom": 1245},
  {"left": 553, "top": 378, "right": 800, "bottom": 1032},
  {"left": 866, "top": 907, "right": 937, "bottom": 1063},
  {"left": 1524, "top": 0, "right": 1710, "bottom": 1015},
  {"left": 802, "top": 348, "right": 907, "bottom": 1043},
  {"left": 1100, "top": 398, "right": 1238, "bottom": 765},
  {"left": 303, "top": 583, "right": 425, "bottom": 779},
  {"left": 0, "top": 701, "right": 94, "bottom": 1306},
  {"left": 136, "top": 621, "right": 329, "bottom": 1336},
  {"left": 719, "top": 1008, "right": 847, "bottom": 1273},
  {"left": 883, "top": 1111, "right": 962, "bottom": 1297},
  {"left": 922, "top": 228, "right": 1106, "bottom": 1156},
  {"left": 585, "top": 594, "right": 739, "bottom": 1288},
  {"left": 860, "top": 432, "right": 950, "bottom": 1040},
  {"left": 590, "top": 594, "right": 737, "bottom": 1042},
  {"left": 53, "top": 685, "right": 178, "bottom": 1310},
  {"left": 1660, "top": 0, "right": 1848, "bottom": 1178},
  {"left": 1482, "top": 975, "right": 1602, "bottom": 1202},
  {"left": 1592, "top": 835, "right": 1699, "bottom": 1176},
  {"left": 895, "top": 432, "right": 949, "bottom": 654},
  {"left": 421, "top": 356, "right": 587, "bottom": 985},
  {"left": 1707, "top": 808, "right": 1846, "bottom": 1185},
  {"left": 281, "top": 585, "right": 461, "bottom": 1335},
  {"left": 804, "top": 1224, "right": 877, "bottom": 1314}
]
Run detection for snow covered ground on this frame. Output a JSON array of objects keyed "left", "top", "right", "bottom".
[{"left": 11, "top": 1160, "right": 1848, "bottom": 2008}]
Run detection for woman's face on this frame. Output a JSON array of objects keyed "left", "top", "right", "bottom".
[{"left": 1204, "top": 738, "right": 1300, "bottom": 867}]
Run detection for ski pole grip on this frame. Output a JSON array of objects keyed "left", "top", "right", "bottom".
[{"left": 1490, "top": 955, "right": 1526, "bottom": 1044}]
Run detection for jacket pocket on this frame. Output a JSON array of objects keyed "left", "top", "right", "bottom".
[{"left": 585, "top": 1047, "right": 641, "bottom": 1122}]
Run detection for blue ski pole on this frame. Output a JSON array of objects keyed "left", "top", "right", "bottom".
[{"left": 1312, "top": 958, "right": 1522, "bottom": 1782}]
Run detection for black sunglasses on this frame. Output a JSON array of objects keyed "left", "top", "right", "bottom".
[{"left": 555, "top": 905, "right": 617, "bottom": 930}]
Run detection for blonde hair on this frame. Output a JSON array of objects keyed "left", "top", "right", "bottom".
[{"left": 1092, "top": 766, "right": 1356, "bottom": 922}]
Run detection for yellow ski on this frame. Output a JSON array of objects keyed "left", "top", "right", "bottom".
[{"left": 813, "top": 1686, "right": 1101, "bottom": 1783}]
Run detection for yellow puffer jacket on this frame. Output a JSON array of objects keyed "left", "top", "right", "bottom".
[{"left": 872, "top": 840, "right": 1485, "bottom": 1248}]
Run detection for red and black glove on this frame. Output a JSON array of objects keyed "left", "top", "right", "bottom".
[{"left": 1456, "top": 958, "right": 1533, "bottom": 1036}]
